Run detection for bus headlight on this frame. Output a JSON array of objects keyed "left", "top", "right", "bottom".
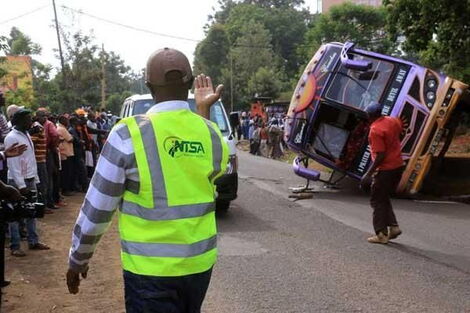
[
  {"left": 426, "top": 91, "right": 435, "bottom": 101},
  {"left": 424, "top": 72, "right": 438, "bottom": 110},
  {"left": 427, "top": 79, "right": 437, "bottom": 89}
]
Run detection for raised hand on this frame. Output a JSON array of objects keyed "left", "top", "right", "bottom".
[{"left": 194, "top": 74, "right": 223, "bottom": 119}]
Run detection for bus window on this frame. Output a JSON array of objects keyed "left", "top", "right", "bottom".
[{"left": 326, "top": 56, "right": 395, "bottom": 110}]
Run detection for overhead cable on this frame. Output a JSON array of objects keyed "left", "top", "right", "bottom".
[
  {"left": 0, "top": 5, "right": 49, "bottom": 25},
  {"left": 60, "top": 5, "right": 200, "bottom": 43}
]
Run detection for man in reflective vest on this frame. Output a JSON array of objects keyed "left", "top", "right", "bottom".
[{"left": 66, "top": 48, "right": 228, "bottom": 313}]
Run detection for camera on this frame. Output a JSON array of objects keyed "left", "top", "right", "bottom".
[{"left": 0, "top": 192, "right": 45, "bottom": 222}]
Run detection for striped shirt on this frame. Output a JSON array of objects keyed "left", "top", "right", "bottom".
[
  {"left": 69, "top": 101, "right": 193, "bottom": 273},
  {"left": 30, "top": 127, "right": 47, "bottom": 163},
  {"left": 0, "top": 114, "right": 10, "bottom": 143}
]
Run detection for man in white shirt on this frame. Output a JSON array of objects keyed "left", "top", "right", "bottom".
[{"left": 5, "top": 109, "right": 49, "bottom": 257}]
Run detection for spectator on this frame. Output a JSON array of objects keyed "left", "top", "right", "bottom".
[
  {"left": 268, "top": 119, "right": 283, "bottom": 159},
  {"left": 0, "top": 93, "right": 11, "bottom": 182},
  {"left": 241, "top": 112, "right": 250, "bottom": 139},
  {"left": 6, "top": 104, "right": 24, "bottom": 129},
  {"left": 251, "top": 123, "right": 261, "bottom": 155},
  {"left": 37, "top": 109, "right": 63, "bottom": 208},
  {"left": 68, "top": 117, "right": 88, "bottom": 192},
  {"left": 30, "top": 116, "right": 55, "bottom": 211},
  {"left": 5, "top": 109, "right": 50, "bottom": 257},
  {"left": 259, "top": 123, "right": 269, "bottom": 157},
  {"left": 57, "top": 115, "right": 74, "bottom": 196}
]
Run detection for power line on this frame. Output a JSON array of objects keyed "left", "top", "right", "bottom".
[
  {"left": 57, "top": 5, "right": 318, "bottom": 51},
  {"left": 0, "top": 5, "right": 49, "bottom": 25},
  {"left": 60, "top": 5, "right": 201, "bottom": 43}
]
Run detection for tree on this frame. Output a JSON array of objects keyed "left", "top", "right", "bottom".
[
  {"left": 224, "top": 3, "right": 310, "bottom": 76},
  {"left": 384, "top": 0, "right": 470, "bottom": 83},
  {"left": 58, "top": 31, "right": 134, "bottom": 111},
  {"left": 7, "top": 27, "right": 41, "bottom": 56},
  {"left": 194, "top": 23, "right": 230, "bottom": 84},
  {"left": 197, "top": 1, "right": 312, "bottom": 110},
  {"left": 0, "top": 36, "right": 8, "bottom": 80},
  {"left": 106, "top": 91, "right": 132, "bottom": 115},
  {"left": 227, "top": 20, "right": 279, "bottom": 107},
  {"left": 300, "top": 3, "right": 394, "bottom": 64},
  {"left": 242, "top": 0, "right": 304, "bottom": 8},
  {"left": 247, "top": 67, "right": 282, "bottom": 98}
]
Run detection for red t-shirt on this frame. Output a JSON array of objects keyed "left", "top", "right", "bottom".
[{"left": 368, "top": 116, "right": 404, "bottom": 171}]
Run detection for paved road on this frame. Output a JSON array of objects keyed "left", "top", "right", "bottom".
[{"left": 204, "top": 151, "right": 470, "bottom": 313}]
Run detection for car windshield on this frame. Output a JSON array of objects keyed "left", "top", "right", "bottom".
[
  {"left": 326, "top": 55, "right": 395, "bottom": 110},
  {"left": 132, "top": 98, "right": 229, "bottom": 135},
  {"left": 133, "top": 99, "right": 155, "bottom": 115}
]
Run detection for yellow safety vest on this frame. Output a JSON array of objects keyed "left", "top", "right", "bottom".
[{"left": 118, "top": 109, "right": 228, "bottom": 277}]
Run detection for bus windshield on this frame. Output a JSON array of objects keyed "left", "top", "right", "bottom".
[{"left": 326, "top": 55, "right": 395, "bottom": 110}]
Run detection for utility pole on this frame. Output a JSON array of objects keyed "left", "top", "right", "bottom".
[
  {"left": 101, "top": 44, "right": 106, "bottom": 110},
  {"left": 52, "top": 0, "right": 66, "bottom": 87},
  {"left": 230, "top": 52, "right": 234, "bottom": 113}
]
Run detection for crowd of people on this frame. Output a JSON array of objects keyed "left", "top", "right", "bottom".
[
  {"left": 238, "top": 111, "right": 286, "bottom": 159},
  {"left": 0, "top": 92, "right": 116, "bottom": 258}
]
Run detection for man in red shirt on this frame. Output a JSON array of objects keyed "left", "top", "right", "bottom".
[{"left": 361, "top": 102, "right": 405, "bottom": 244}]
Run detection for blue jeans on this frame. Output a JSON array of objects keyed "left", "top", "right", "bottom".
[
  {"left": 123, "top": 268, "right": 212, "bottom": 313},
  {"left": 8, "top": 178, "right": 39, "bottom": 250}
]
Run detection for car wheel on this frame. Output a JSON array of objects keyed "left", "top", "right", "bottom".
[{"left": 216, "top": 199, "right": 230, "bottom": 212}]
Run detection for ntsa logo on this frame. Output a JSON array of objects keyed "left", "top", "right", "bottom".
[{"left": 164, "top": 136, "right": 205, "bottom": 158}]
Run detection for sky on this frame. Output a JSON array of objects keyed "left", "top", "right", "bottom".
[{"left": 1, "top": 0, "right": 319, "bottom": 74}]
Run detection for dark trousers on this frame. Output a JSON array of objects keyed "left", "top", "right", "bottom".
[
  {"left": 46, "top": 151, "right": 60, "bottom": 203},
  {"left": 60, "top": 158, "right": 72, "bottom": 193},
  {"left": 0, "top": 220, "right": 5, "bottom": 283},
  {"left": 37, "top": 162, "right": 50, "bottom": 207},
  {"left": 370, "top": 167, "right": 404, "bottom": 234},
  {"left": 123, "top": 268, "right": 212, "bottom": 313},
  {"left": 70, "top": 155, "right": 88, "bottom": 192}
]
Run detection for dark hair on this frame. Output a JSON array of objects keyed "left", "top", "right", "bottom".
[
  {"left": 11, "top": 109, "right": 31, "bottom": 126},
  {"left": 58, "top": 115, "right": 68, "bottom": 125}
]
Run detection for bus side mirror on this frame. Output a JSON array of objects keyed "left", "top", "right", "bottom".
[
  {"left": 229, "top": 112, "right": 240, "bottom": 129},
  {"left": 341, "top": 41, "right": 372, "bottom": 71}
]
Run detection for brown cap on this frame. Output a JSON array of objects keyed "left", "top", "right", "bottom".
[{"left": 145, "top": 48, "right": 193, "bottom": 87}]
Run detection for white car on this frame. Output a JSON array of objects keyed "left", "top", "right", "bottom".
[{"left": 120, "top": 93, "right": 238, "bottom": 212}]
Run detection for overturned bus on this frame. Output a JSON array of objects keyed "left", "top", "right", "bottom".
[{"left": 285, "top": 42, "right": 469, "bottom": 195}]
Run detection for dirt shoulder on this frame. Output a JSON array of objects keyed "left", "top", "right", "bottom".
[{"left": 2, "top": 195, "right": 124, "bottom": 313}]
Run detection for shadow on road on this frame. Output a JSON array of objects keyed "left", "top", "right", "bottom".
[{"left": 387, "top": 242, "right": 470, "bottom": 275}]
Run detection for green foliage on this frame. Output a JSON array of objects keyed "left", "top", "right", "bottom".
[
  {"left": 300, "top": 3, "right": 393, "bottom": 64},
  {"left": 0, "top": 37, "right": 9, "bottom": 80},
  {"left": 384, "top": 0, "right": 470, "bottom": 83},
  {"left": 229, "top": 20, "right": 278, "bottom": 106},
  {"left": 247, "top": 67, "right": 282, "bottom": 98},
  {"left": 4, "top": 85, "right": 34, "bottom": 107},
  {"left": 106, "top": 91, "right": 132, "bottom": 115},
  {"left": 196, "top": 1, "right": 310, "bottom": 110},
  {"left": 194, "top": 24, "right": 230, "bottom": 81},
  {"left": 1, "top": 27, "right": 137, "bottom": 114},
  {"left": 242, "top": 0, "right": 304, "bottom": 8},
  {"left": 56, "top": 31, "right": 135, "bottom": 111},
  {"left": 6, "top": 27, "right": 41, "bottom": 56}
]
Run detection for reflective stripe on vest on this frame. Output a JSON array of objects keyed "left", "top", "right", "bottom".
[{"left": 118, "top": 109, "right": 228, "bottom": 277}]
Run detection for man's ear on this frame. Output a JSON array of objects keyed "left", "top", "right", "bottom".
[
  {"left": 187, "top": 77, "right": 194, "bottom": 90},
  {"left": 145, "top": 81, "right": 153, "bottom": 93}
]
